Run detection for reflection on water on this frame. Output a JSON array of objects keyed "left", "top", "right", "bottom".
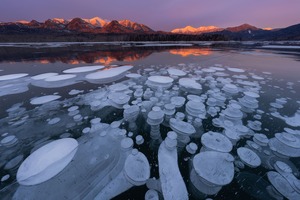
[
  {"left": 169, "top": 48, "right": 212, "bottom": 57},
  {"left": 0, "top": 45, "right": 213, "bottom": 65}
]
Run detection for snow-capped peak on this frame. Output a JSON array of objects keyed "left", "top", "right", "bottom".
[
  {"left": 171, "top": 25, "right": 221, "bottom": 34},
  {"left": 52, "top": 18, "right": 69, "bottom": 24},
  {"left": 16, "top": 20, "right": 30, "bottom": 24},
  {"left": 83, "top": 17, "right": 109, "bottom": 27}
]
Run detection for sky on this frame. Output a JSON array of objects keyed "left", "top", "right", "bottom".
[{"left": 0, "top": 0, "right": 299, "bottom": 31}]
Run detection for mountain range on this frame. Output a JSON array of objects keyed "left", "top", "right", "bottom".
[
  {"left": 0, "top": 17, "right": 155, "bottom": 34},
  {"left": 0, "top": 17, "right": 300, "bottom": 41}
]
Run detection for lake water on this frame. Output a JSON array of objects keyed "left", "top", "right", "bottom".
[{"left": 0, "top": 43, "right": 300, "bottom": 200}]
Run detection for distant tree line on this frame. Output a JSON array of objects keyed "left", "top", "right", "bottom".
[{"left": 0, "top": 32, "right": 228, "bottom": 42}]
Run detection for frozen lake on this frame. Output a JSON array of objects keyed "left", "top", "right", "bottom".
[{"left": 0, "top": 43, "right": 300, "bottom": 200}]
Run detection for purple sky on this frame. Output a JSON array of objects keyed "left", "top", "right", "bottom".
[{"left": 1, "top": 0, "right": 299, "bottom": 31}]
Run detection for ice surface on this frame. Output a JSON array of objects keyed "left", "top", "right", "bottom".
[
  {"left": 45, "top": 74, "right": 76, "bottom": 82},
  {"left": 63, "top": 65, "right": 104, "bottom": 73},
  {"left": 30, "top": 95, "right": 61, "bottom": 105},
  {"left": 262, "top": 45, "right": 300, "bottom": 49},
  {"left": 16, "top": 138, "right": 78, "bottom": 185},
  {"left": 236, "top": 172, "right": 274, "bottom": 199}
]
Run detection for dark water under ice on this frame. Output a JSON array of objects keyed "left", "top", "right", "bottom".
[{"left": 0, "top": 43, "right": 300, "bottom": 200}]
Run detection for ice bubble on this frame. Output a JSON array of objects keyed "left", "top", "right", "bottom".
[
  {"left": 73, "top": 114, "right": 83, "bottom": 122},
  {"left": 30, "top": 95, "right": 61, "bottom": 105},
  {"left": 136, "top": 135, "right": 144, "bottom": 145},
  {"left": 1, "top": 174, "right": 10, "bottom": 182},
  {"left": 202, "top": 68, "right": 216, "bottom": 73},
  {"left": 170, "top": 118, "right": 196, "bottom": 136},
  {"left": 269, "top": 132, "right": 300, "bottom": 157},
  {"left": 158, "top": 136, "right": 188, "bottom": 200},
  {"left": 224, "top": 129, "right": 240, "bottom": 145},
  {"left": 124, "top": 105, "right": 140, "bottom": 121},
  {"left": 121, "top": 138, "right": 134, "bottom": 150},
  {"left": 108, "top": 92, "right": 130, "bottom": 109},
  {"left": 68, "top": 89, "right": 83, "bottom": 95},
  {"left": 186, "top": 142, "right": 198, "bottom": 154},
  {"left": 0, "top": 135, "right": 18, "bottom": 147},
  {"left": 147, "top": 107, "right": 164, "bottom": 126},
  {"left": 63, "top": 65, "right": 104, "bottom": 73},
  {"left": 146, "top": 76, "right": 174, "bottom": 90},
  {"left": 0, "top": 73, "right": 28, "bottom": 81},
  {"left": 187, "top": 94, "right": 203, "bottom": 102},
  {"left": 185, "top": 100, "right": 206, "bottom": 119},
  {"left": 201, "top": 131, "right": 233, "bottom": 153},
  {"left": 253, "top": 133, "right": 269, "bottom": 146},
  {"left": 267, "top": 171, "right": 300, "bottom": 199},
  {"left": 221, "top": 103, "right": 243, "bottom": 123},
  {"left": 60, "top": 133, "right": 71, "bottom": 138},
  {"left": 192, "top": 151, "right": 234, "bottom": 194},
  {"left": 274, "top": 161, "right": 293, "bottom": 174},
  {"left": 278, "top": 110, "right": 300, "bottom": 127},
  {"left": 125, "top": 151, "right": 150, "bottom": 185},
  {"left": 109, "top": 83, "right": 129, "bottom": 92},
  {"left": 170, "top": 96, "right": 186, "bottom": 108},
  {"left": 247, "top": 120, "right": 262, "bottom": 131},
  {"left": 45, "top": 74, "right": 76, "bottom": 82},
  {"left": 222, "top": 83, "right": 239, "bottom": 95},
  {"left": 145, "top": 189, "right": 159, "bottom": 200},
  {"left": 179, "top": 78, "right": 202, "bottom": 94},
  {"left": 252, "top": 75, "right": 264, "bottom": 80},
  {"left": 126, "top": 73, "right": 142, "bottom": 79},
  {"left": 1, "top": 132, "right": 9, "bottom": 137},
  {"left": 86, "top": 65, "right": 133, "bottom": 84},
  {"left": 167, "top": 68, "right": 187, "bottom": 76},
  {"left": 95, "top": 150, "right": 149, "bottom": 199},
  {"left": 227, "top": 67, "right": 245, "bottom": 73},
  {"left": 4, "top": 155, "right": 24, "bottom": 171},
  {"left": 48, "top": 117, "right": 61, "bottom": 125},
  {"left": 67, "top": 106, "right": 79, "bottom": 112},
  {"left": 82, "top": 127, "right": 91, "bottom": 134},
  {"left": 16, "top": 138, "right": 78, "bottom": 186},
  {"left": 31, "top": 73, "right": 58, "bottom": 80},
  {"left": 163, "top": 103, "right": 176, "bottom": 115},
  {"left": 237, "top": 147, "right": 261, "bottom": 168}
]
